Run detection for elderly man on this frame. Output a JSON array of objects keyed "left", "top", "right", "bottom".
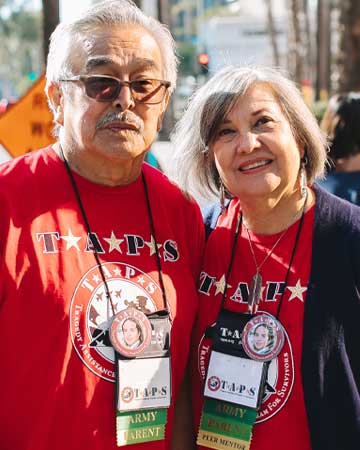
[{"left": 0, "top": 1, "right": 203, "bottom": 449}]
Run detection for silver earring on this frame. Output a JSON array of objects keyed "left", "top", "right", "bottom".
[
  {"left": 300, "top": 157, "right": 308, "bottom": 198},
  {"left": 220, "top": 180, "right": 226, "bottom": 213}
]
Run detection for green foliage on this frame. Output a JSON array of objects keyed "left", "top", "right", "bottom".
[
  {"left": 311, "top": 100, "right": 328, "bottom": 123},
  {"left": 0, "top": 0, "right": 42, "bottom": 97}
]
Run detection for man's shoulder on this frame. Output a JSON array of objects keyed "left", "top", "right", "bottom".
[{"left": 142, "top": 162, "right": 198, "bottom": 208}]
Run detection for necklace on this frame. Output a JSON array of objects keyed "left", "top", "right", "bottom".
[
  {"left": 245, "top": 226, "right": 288, "bottom": 313},
  {"left": 244, "top": 194, "right": 308, "bottom": 313}
]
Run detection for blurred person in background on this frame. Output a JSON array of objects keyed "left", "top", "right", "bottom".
[
  {"left": 320, "top": 92, "right": 360, "bottom": 205},
  {"left": 0, "top": 1, "right": 204, "bottom": 449},
  {"left": 172, "top": 65, "right": 360, "bottom": 450}
]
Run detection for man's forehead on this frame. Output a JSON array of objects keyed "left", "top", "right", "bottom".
[
  {"left": 77, "top": 26, "right": 163, "bottom": 74},
  {"left": 85, "top": 55, "right": 160, "bottom": 73}
]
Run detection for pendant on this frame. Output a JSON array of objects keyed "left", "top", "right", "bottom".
[
  {"left": 242, "top": 314, "right": 285, "bottom": 362},
  {"left": 109, "top": 307, "right": 152, "bottom": 358},
  {"left": 248, "top": 272, "right": 262, "bottom": 313}
]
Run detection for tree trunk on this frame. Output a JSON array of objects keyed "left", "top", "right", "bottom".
[
  {"left": 302, "top": 0, "right": 312, "bottom": 81},
  {"left": 264, "top": 0, "right": 280, "bottom": 66},
  {"left": 288, "top": 0, "right": 304, "bottom": 84},
  {"left": 316, "top": 0, "right": 331, "bottom": 100},
  {"left": 156, "top": 0, "right": 175, "bottom": 141},
  {"left": 337, "top": 0, "right": 360, "bottom": 92},
  {"left": 42, "top": 0, "right": 59, "bottom": 64}
]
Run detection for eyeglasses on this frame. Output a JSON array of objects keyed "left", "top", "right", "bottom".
[{"left": 59, "top": 75, "right": 171, "bottom": 104}]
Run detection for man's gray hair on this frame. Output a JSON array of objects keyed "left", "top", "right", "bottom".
[
  {"left": 46, "top": 0, "right": 178, "bottom": 91},
  {"left": 171, "top": 65, "right": 327, "bottom": 200}
]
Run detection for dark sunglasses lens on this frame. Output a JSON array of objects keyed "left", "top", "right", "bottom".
[
  {"left": 131, "top": 80, "right": 164, "bottom": 103},
  {"left": 85, "top": 77, "right": 119, "bottom": 101}
]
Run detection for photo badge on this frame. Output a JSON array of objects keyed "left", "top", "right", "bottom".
[
  {"left": 109, "top": 307, "right": 152, "bottom": 358},
  {"left": 242, "top": 314, "right": 285, "bottom": 362}
]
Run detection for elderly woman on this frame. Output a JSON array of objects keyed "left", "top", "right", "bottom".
[{"left": 171, "top": 66, "right": 360, "bottom": 450}]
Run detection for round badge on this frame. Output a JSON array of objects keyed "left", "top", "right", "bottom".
[
  {"left": 109, "top": 307, "right": 152, "bottom": 357},
  {"left": 242, "top": 314, "right": 285, "bottom": 362}
]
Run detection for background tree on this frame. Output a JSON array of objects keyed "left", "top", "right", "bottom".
[
  {"left": 264, "top": 0, "right": 280, "bottom": 66},
  {"left": 0, "top": 0, "right": 42, "bottom": 97},
  {"left": 316, "top": 0, "right": 330, "bottom": 100},
  {"left": 42, "top": 0, "right": 59, "bottom": 64},
  {"left": 336, "top": 0, "right": 360, "bottom": 92},
  {"left": 156, "top": 0, "right": 175, "bottom": 140}
]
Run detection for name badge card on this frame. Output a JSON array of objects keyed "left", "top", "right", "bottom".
[
  {"left": 204, "top": 350, "right": 265, "bottom": 410},
  {"left": 110, "top": 308, "right": 172, "bottom": 446},
  {"left": 117, "top": 357, "right": 171, "bottom": 412},
  {"left": 197, "top": 310, "right": 271, "bottom": 450}
]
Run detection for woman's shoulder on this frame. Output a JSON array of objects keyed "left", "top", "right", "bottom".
[{"left": 314, "top": 183, "right": 360, "bottom": 226}]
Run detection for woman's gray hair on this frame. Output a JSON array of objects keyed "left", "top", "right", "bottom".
[
  {"left": 46, "top": 0, "right": 178, "bottom": 92},
  {"left": 171, "top": 65, "right": 327, "bottom": 200}
]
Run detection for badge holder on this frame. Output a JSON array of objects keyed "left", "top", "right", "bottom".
[
  {"left": 197, "top": 310, "right": 269, "bottom": 450},
  {"left": 110, "top": 307, "right": 171, "bottom": 447}
]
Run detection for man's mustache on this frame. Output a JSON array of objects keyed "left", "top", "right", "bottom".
[{"left": 96, "top": 111, "right": 144, "bottom": 132}]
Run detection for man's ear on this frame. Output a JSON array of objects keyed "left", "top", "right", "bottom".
[
  {"left": 46, "top": 82, "right": 64, "bottom": 126},
  {"left": 157, "top": 90, "right": 171, "bottom": 131}
]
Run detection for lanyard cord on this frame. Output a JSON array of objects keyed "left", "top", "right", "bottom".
[
  {"left": 221, "top": 199, "right": 307, "bottom": 320},
  {"left": 275, "top": 202, "right": 306, "bottom": 319},
  {"left": 59, "top": 147, "right": 168, "bottom": 317},
  {"left": 220, "top": 212, "right": 243, "bottom": 310},
  {"left": 141, "top": 171, "right": 170, "bottom": 316}
]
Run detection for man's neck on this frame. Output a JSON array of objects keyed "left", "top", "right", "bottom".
[{"left": 55, "top": 142, "right": 145, "bottom": 187}]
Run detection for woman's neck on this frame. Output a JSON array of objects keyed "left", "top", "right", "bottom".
[{"left": 240, "top": 188, "right": 314, "bottom": 235}]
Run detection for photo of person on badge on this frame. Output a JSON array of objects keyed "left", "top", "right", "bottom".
[
  {"left": 121, "top": 318, "right": 143, "bottom": 349},
  {"left": 250, "top": 323, "right": 274, "bottom": 355}
]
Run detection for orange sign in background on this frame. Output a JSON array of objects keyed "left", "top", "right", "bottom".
[{"left": 0, "top": 74, "right": 55, "bottom": 158}]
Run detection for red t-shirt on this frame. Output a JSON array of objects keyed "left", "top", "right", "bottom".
[
  {"left": 0, "top": 146, "right": 205, "bottom": 450},
  {"left": 193, "top": 198, "right": 314, "bottom": 450}
]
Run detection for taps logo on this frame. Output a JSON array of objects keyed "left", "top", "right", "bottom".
[
  {"left": 70, "top": 262, "right": 165, "bottom": 382},
  {"left": 207, "top": 376, "right": 221, "bottom": 392},
  {"left": 121, "top": 387, "right": 134, "bottom": 403},
  {"left": 121, "top": 386, "right": 168, "bottom": 405}
]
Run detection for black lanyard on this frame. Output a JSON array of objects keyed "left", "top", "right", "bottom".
[{"left": 59, "top": 147, "right": 169, "bottom": 318}]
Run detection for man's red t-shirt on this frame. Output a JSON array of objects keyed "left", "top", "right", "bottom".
[{"left": 0, "top": 146, "right": 205, "bottom": 450}]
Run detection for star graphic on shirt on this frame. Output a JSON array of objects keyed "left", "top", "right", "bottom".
[
  {"left": 113, "top": 267, "right": 122, "bottom": 276},
  {"left": 103, "top": 231, "right": 124, "bottom": 253},
  {"left": 92, "top": 274, "right": 101, "bottom": 284},
  {"left": 61, "top": 229, "right": 81, "bottom": 250},
  {"left": 287, "top": 279, "right": 307, "bottom": 302},
  {"left": 145, "top": 235, "right": 162, "bottom": 256},
  {"left": 137, "top": 276, "right": 146, "bottom": 285},
  {"left": 214, "top": 274, "right": 232, "bottom": 296}
]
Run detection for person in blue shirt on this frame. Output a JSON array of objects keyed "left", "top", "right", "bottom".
[{"left": 319, "top": 92, "right": 360, "bottom": 205}]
